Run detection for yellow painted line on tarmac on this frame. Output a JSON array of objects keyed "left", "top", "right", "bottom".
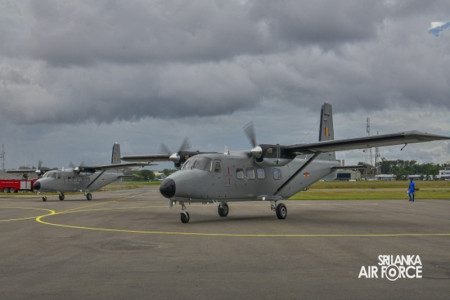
[
  {"left": 34, "top": 205, "right": 450, "bottom": 237},
  {"left": 32, "top": 215, "right": 450, "bottom": 237},
  {"left": 0, "top": 207, "right": 56, "bottom": 222},
  {"left": 54, "top": 191, "right": 150, "bottom": 215},
  {"left": 32, "top": 192, "right": 450, "bottom": 237}
]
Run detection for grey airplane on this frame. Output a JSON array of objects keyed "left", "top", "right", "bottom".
[
  {"left": 123, "top": 103, "right": 450, "bottom": 223},
  {"left": 34, "top": 143, "right": 148, "bottom": 201}
]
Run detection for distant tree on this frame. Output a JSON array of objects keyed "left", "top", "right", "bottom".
[
  {"left": 162, "top": 169, "right": 177, "bottom": 176},
  {"left": 379, "top": 158, "right": 442, "bottom": 179},
  {"left": 136, "top": 170, "right": 155, "bottom": 181}
]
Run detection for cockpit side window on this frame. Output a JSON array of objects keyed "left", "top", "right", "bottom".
[
  {"left": 214, "top": 160, "right": 222, "bottom": 173},
  {"left": 236, "top": 168, "right": 244, "bottom": 180}
]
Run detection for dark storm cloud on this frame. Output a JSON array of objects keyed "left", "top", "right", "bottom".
[{"left": 1, "top": 0, "right": 450, "bottom": 126}]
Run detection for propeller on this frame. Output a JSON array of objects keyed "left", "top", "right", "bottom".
[
  {"left": 161, "top": 137, "right": 192, "bottom": 167},
  {"left": 71, "top": 161, "right": 86, "bottom": 174},
  {"left": 243, "top": 122, "right": 263, "bottom": 159},
  {"left": 35, "top": 160, "right": 50, "bottom": 177}
]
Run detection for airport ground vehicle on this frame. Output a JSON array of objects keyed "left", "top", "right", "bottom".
[{"left": 0, "top": 179, "right": 36, "bottom": 193}]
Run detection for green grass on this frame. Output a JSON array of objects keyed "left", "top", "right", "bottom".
[
  {"left": 307, "top": 180, "right": 450, "bottom": 189},
  {"left": 290, "top": 180, "right": 450, "bottom": 200},
  {"left": 289, "top": 189, "right": 450, "bottom": 200}
]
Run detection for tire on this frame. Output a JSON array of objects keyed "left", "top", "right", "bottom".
[
  {"left": 180, "top": 211, "right": 190, "bottom": 223},
  {"left": 59, "top": 194, "right": 65, "bottom": 201},
  {"left": 86, "top": 193, "right": 92, "bottom": 201},
  {"left": 218, "top": 202, "right": 229, "bottom": 217},
  {"left": 276, "top": 203, "right": 287, "bottom": 220}
]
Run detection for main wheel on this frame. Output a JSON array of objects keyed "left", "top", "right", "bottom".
[
  {"left": 86, "top": 193, "right": 92, "bottom": 201},
  {"left": 218, "top": 202, "right": 229, "bottom": 217},
  {"left": 59, "top": 193, "right": 65, "bottom": 201},
  {"left": 42, "top": 196, "right": 47, "bottom": 202},
  {"left": 180, "top": 211, "right": 190, "bottom": 223},
  {"left": 276, "top": 203, "right": 287, "bottom": 219}
]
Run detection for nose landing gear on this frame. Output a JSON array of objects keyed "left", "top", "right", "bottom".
[
  {"left": 180, "top": 202, "right": 190, "bottom": 223},
  {"left": 218, "top": 202, "right": 229, "bottom": 217}
]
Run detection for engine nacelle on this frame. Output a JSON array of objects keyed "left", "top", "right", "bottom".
[{"left": 251, "top": 144, "right": 296, "bottom": 166}]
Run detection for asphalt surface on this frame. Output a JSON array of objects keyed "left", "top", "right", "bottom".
[{"left": 0, "top": 187, "right": 449, "bottom": 299}]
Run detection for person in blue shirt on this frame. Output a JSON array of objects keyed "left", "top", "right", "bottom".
[{"left": 408, "top": 178, "right": 415, "bottom": 202}]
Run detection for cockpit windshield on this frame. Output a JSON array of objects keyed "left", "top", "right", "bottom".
[
  {"left": 182, "top": 157, "right": 212, "bottom": 172},
  {"left": 43, "top": 171, "right": 58, "bottom": 178}
]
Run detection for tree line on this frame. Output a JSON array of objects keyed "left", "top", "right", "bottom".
[{"left": 367, "top": 159, "right": 448, "bottom": 179}]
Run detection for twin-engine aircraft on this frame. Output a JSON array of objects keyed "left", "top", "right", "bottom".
[
  {"left": 123, "top": 103, "right": 450, "bottom": 223},
  {"left": 34, "top": 143, "right": 148, "bottom": 201}
]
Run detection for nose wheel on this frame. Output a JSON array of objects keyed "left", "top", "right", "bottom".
[
  {"left": 218, "top": 202, "right": 229, "bottom": 217},
  {"left": 180, "top": 202, "right": 190, "bottom": 223}
]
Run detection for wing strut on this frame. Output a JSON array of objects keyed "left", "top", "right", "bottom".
[
  {"left": 275, "top": 152, "right": 320, "bottom": 195},
  {"left": 86, "top": 170, "right": 106, "bottom": 190}
]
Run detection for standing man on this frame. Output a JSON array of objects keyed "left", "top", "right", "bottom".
[{"left": 408, "top": 178, "right": 415, "bottom": 202}]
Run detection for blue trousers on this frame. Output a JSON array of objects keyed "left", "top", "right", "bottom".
[{"left": 408, "top": 190, "right": 415, "bottom": 201}]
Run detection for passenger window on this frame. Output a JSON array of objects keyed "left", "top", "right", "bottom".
[
  {"left": 246, "top": 168, "right": 255, "bottom": 180},
  {"left": 214, "top": 160, "right": 222, "bottom": 173},
  {"left": 273, "top": 168, "right": 281, "bottom": 180},
  {"left": 236, "top": 168, "right": 244, "bottom": 180},
  {"left": 256, "top": 168, "right": 265, "bottom": 179}
]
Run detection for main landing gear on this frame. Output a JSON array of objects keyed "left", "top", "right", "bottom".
[
  {"left": 271, "top": 201, "right": 287, "bottom": 220},
  {"left": 176, "top": 201, "right": 287, "bottom": 223}
]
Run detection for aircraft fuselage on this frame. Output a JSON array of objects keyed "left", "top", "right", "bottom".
[
  {"left": 161, "top": 152, "right": 339, "bottom": 203},
  {"left": 35, "top": 169, "right": 120, "bottom": 194}
]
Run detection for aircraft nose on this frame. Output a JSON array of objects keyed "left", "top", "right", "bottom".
[
  {"left": 34, "top": 181, "right": 41, "bottom": 190},
  {"left": 160, "top": 178, "right": 176, "bottom": 198}
]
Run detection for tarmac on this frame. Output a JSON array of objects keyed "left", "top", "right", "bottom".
[{"left": 0, "top": 187, "right": 449, "bottom": 299}]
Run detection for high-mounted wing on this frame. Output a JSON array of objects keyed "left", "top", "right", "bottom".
[
  {"left": 122, "top": 151, "right": 218, "bottom": 168},
  {"left": 285, "top": 131, "right": 450, "bottom": 155},
  {"left": 76, "top": 162, "right": 152, "bottom": 173},
  {"left": 120, "top": 154, "right": 171, "bottom": 163}
]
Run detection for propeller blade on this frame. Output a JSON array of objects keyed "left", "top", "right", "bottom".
[
  {"left": 243, "top": 122, "right": 257, "bottom": 148},
  {"left": 160, "top": 143, "right": 172, "bottom": 155},
  {"left": 178, "top": 137, "right": 191, "bottom": 152}
]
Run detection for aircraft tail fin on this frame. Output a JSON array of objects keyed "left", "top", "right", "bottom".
[
  {"left": 111, "top": 143, "right": 121, "bottom": 164},
  {"left": 318, "top": 102, "right": 336, "bottom": 161}
]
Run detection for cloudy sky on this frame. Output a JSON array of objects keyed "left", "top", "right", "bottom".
[{"left": 1, "top": 0, "right": 449, "bottom": 170}]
